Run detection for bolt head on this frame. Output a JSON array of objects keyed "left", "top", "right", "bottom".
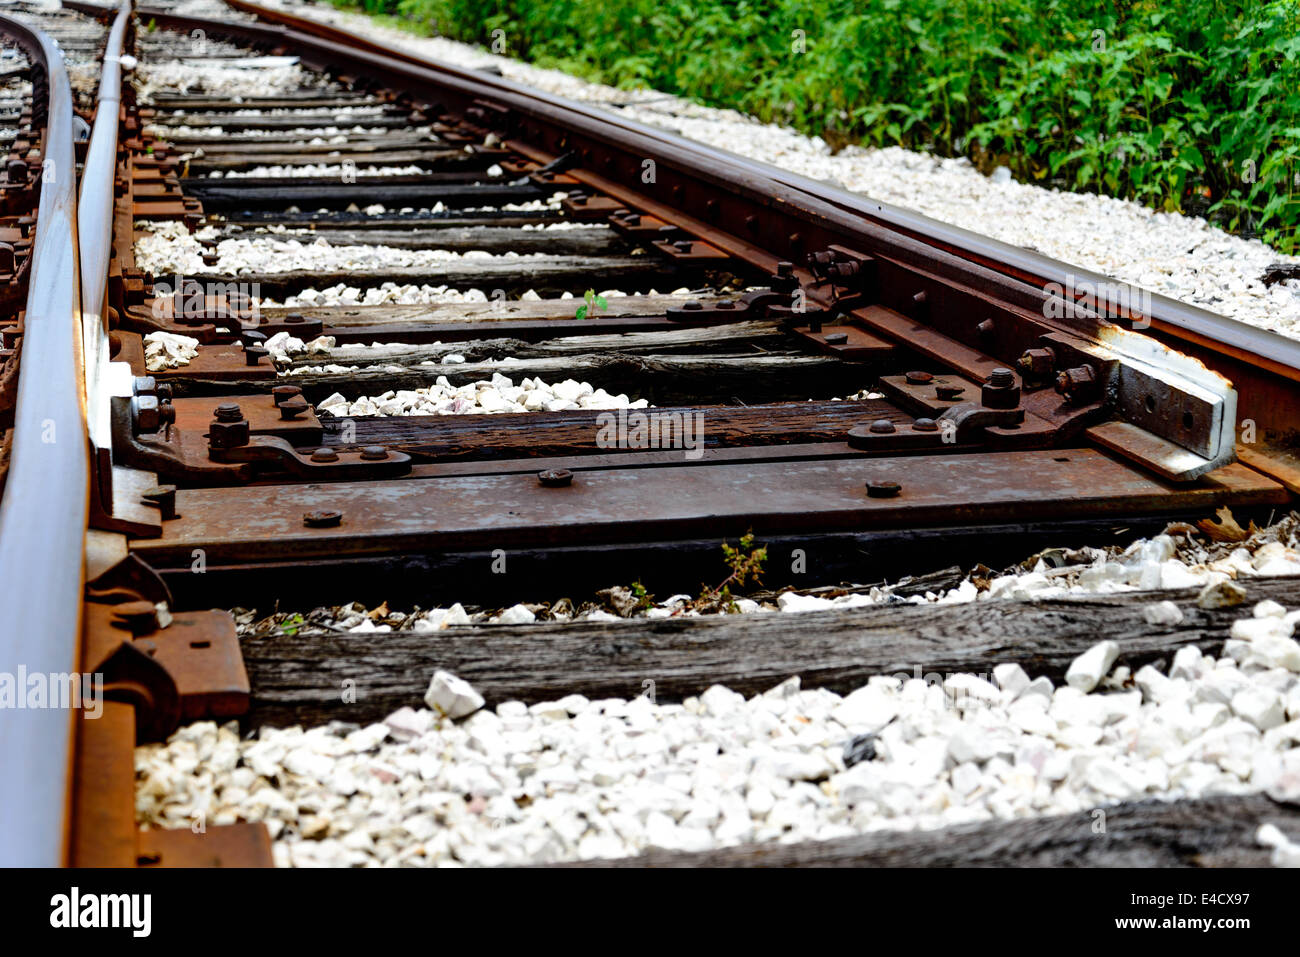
[
  {"left": 868, "top": 419, "right": 896, "bottom": 434},
  {"left": 538, "top": 468, "right": 574, "bottom": 488},
  {"left": 866, "top": 480, "right": 902, "bottom": 498},
  {"left": 303, "top": 510, "right": 342, "bottom": 528},
  {"left": 905, "top": 371, "right": 934, "bottom": 385},
  {"left": 310, "top": 447, "right": 339, "bottom": 463}
]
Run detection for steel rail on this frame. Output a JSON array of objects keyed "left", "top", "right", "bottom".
[
  {"left": 79, "top": 0, "right": 131, "bottom": 504},
  {"left": 217, "top": 0, "right": 1300, "bottom": 384},
  {"left": 0, "top": 13, "right": 90, "bottom": 867}
]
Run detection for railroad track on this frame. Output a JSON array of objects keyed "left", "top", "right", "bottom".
[{"left": 2, "top": 0, "right": 1300, "bottom": 869}]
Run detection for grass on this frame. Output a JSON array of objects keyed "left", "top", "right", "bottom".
[{"left": 326, "top": 0, "right": 1300, "bottom": 253}]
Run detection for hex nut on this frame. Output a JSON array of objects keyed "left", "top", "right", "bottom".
[{"left": 207, "top": 418, "right": 250, "bottom": 450}]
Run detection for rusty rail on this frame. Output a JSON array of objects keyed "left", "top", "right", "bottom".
[{"left": 0, "top": 11, "right": 90, "bottom": 867}]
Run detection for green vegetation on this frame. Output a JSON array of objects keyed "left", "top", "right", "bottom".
[
  {"left": 699, "top": 530, "right": 767, "bottom": 612},
  {"left": 330, "top": 0, "right": 1300, "bottom": 251},
  {"left": 575, "top": 287, "right": 607, "bottom": 320}
]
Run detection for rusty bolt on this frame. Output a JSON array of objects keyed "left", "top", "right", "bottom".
[
  {"left": 158, "top": 401, "right": 176, "bottom": 429},
  {"left": 905, "top": 371, "right": 934, "bottom": 385},
  {"left": 538, "top": 468, "right": 573, "bottom": 488},
  {"left": 1017, "top": 346, "right": 1057, "bottom": 380},
  {"left": 310, "top": 447, "right": 339, "bottom": 463},
  {"left": 141, "top": 484, "right": 178, "bottom": 521},
  {"left": 285, "top": 312, "right": 305, "bottom": 324},
  {"left": 866, "top": 480, "right": 902, "bottom": 499},
  {"left": 682, "top": 300, "right": 703, "bottom": 311},
  {"left": 981, "top": 367, "right": 1021, "bottom": 409},
  {"left": 868, "top": 419, "right": 896, "bottom": 434},
  {"left": 1056, "top": 364, "right": 1099, "bottom": 403},
  {"left": 823, "top": 332, "right": 849, "bottom": 345},
  {"left": 0, "top": 242, "right": 14, "bottom": 274},
  {"left": 976, "top": 319, "right": 996, "bottom": 338},
  {"left": 133, "top": 375, "right": 157, "bottom": 396},
  {"left": 912, "top": 418, "right": 939, "bottom": 432},
  {"left": 303, "top": 510, "right": 342, "bottom": 528},
  {"left": 776, "top": 261, "right": 794, "bottom": 278},
  {"left": 213, "top": 402, "right": 243, "bottom": 422},
  {"left": 207, "top": 416, "right": 249, "bottom": 450},
  {"left": 6, "top": 159, "right": 27, "bottom": 183},
  {"left": 156, "top": 383, "right": 174, "bottom": 402},
  {"left": 672, "top": 240, "right": 693, "bottom": 253},
  {"left": 111, "top": 600, "right": 160, "bottom": 636},
  {"left": 935, "top": 383, "right": 964, "bottom": 401},
  {"left": 133, "top": 395, "right": 161, "bottom": 434},
  {"left": 271, "top": 385, "right": 303, "bottom": 406},
  {"left": 715, "top": 301, "right": 736, "bottom": 310},
  {"left": 201, "top": 250, "right": 220, "bottom": 267},
  {"left": 278, "top": 396, "right": 310, "bottom": 420},
  {"left": 244, "top": 344, "right": 268, "bottom": 366},
  {"left": 359, "top": 445, "right": 389, "bottom": 461}
]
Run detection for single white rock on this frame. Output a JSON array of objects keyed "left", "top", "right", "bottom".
[
  {"left": 1065, "top": 640, "right": 1119, "bottom": 693},
  {"left": 423, "top": 670, "right": 485, "bottom": 720}
]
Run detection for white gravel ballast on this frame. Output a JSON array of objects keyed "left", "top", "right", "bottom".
[{"left": 136, "top": 598, "right": 1300, "bottom": 867}]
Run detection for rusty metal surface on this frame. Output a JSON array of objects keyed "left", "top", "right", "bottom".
[
  {"left": 136, "top": 823, "right": 273, "bottom": 868},
  {"left": 0, "top": 12, "right": 90, "bottom": 868},
  {"left": 70, "top": 703, "right": 137, "bottom": 868},
  {"left": 170, "top": 393, "right": 323, "bottom": 442},
  {"left": 84, "top": 602, "right": 250, "bottom": 725},
  {"left": 131, "top": 451, "right": 1285, "bottom": 566}
]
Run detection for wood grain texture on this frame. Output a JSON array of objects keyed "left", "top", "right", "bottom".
[
  {"left": 171, "top": 352, "right": 869, "bottom": 405},
  {"left": 241, "top": 574, "right": 1300, "bottom": 728},
  {"left": 324, "top": 399, "right": 899, "bottom": 461},
  {"left": 286, "top": 319, "right": 788, "bottom": 369},
  {"left": 182, "top": 255, "right": 675, "bottom": 297},
  {"left": 557, "top": 794, "right": 1300, "bottom": 867}
]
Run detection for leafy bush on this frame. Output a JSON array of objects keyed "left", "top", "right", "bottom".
[{"left": 335, "top": 0, "right": 1300, "bottom": 251}]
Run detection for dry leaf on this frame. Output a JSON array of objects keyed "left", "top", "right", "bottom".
[
  {"left": 1196, "top": 507, "right": 1253, "bottom": 543},
  {"left": 367, "top": 600, "right": 390, "bottom": 620}
]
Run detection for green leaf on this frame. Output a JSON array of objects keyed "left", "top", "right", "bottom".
[
  {"left": 595, "top": 295, "right": 608, "bottom": 310},
  {"left": 575, "top": 304, "right": 588, "bottom": 320}
]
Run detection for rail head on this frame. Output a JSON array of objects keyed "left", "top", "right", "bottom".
[
  {"left": 0, "top": 12, "right": 91, "bottom": 867},
  {"left": 80, "top": 0, "right": 132, "bottom": 479}
]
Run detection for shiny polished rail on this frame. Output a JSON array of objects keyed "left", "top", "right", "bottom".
[{"left": 0, "top": 10, "right": 89, "bottom": 868}]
